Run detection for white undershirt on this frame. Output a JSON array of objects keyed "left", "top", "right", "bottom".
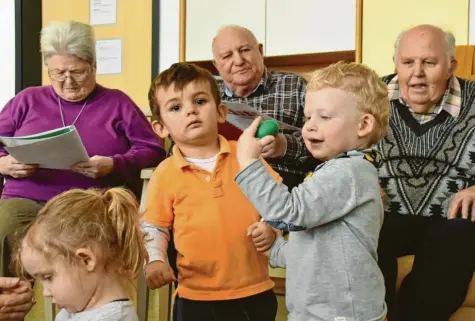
[
  {"left": 143, "top": 222, "right": 170, "bottom": 264},
  {"left": 184, "top": 154, "right": 218, "bottom": 172}
]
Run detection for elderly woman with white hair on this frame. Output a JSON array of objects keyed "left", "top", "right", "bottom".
[{"left": 0, "top": 20, "right": 164, "bottom": 283}]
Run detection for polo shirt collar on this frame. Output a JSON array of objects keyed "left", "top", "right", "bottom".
[{"left": 172, "top": 135, "right": 231, "bottom": 169}]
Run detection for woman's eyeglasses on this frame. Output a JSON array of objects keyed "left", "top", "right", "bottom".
[{"left": 48, "top": 68, "right": 90, "bottom": 82}]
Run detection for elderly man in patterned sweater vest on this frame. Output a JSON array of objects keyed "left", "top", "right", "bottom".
[{"left": 377, "top": 24, "right": 475, "bottom": 321}]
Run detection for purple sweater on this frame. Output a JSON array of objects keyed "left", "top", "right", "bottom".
[{"left": 0, "top": 85, "right": 164, "bottom": 201}]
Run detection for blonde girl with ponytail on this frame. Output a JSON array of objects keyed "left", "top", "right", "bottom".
[{"left": 12, "top": 188, "right": 148, "bottom": 321}]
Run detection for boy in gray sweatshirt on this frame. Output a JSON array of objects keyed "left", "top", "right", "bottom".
[{"left": 235, "top": 62, "right": 390, "bottom": 321}]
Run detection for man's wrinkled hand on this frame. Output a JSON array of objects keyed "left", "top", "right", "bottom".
[
  {"left": 261, "top": 134, "right": 287, "bottom": 159},
  {"left": 448, "top": 186, "right": 475, "bottom": 220}
]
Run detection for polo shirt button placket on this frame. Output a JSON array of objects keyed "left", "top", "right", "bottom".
[{"left": 212, "top": 177, "right": 224, "bottom": 198}]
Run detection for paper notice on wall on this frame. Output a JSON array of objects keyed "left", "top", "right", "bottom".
[
  {"left": 90, "top": 0, "right": 117, "bottom": 26},
  {"left": 96, "top": 39, "right": 122, "bottom": 75}
]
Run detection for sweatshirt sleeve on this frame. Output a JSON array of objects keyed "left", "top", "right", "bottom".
[
  {"left": 142, "top": 222, "right": 170, "bottom": 264},
  {"left": 110, "top": 103, "right": 165, "bottom": 187},
  {"left": 0, "top": 98, "right": 21, "bottom": 157},
  {"left": 235, "top": 158, "right": 364, "bottom": 229},
  {"left": 269, "top": 236, "right": 288, "bottom": 268}
]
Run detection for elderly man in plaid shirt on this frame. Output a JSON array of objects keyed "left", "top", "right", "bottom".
[{"left": 212, "top": 25, "right": 311, "bottom": 190}]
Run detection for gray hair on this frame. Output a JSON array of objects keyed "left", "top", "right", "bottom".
[
  {"left": 40, "top": 20, "right": 96, "bottom": 67},
  {"left": 212, "top": 25, "right": 260, "bottom": 55},
  {"left": 393, "top": 26, "right": 456, "bottom": 62}
]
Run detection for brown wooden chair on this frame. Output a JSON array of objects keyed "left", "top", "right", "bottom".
[{"left": 455, "top": 45, "right": 475, "bottom": 79}]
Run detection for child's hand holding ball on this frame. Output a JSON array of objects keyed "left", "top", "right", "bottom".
[
  {"left": 255, "top": 120, "right": 279, "bottom": 139},
  {"left": 237, "top": 118, "right": 279, "bottom": 169}
]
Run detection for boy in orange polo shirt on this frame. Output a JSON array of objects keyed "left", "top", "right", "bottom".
[{"left": 142, "top": 63, "right": 279, "bottom": 321}]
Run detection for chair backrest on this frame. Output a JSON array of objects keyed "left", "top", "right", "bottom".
[{"left": 455, "top": 45, "right": 475, "bottom": 79}]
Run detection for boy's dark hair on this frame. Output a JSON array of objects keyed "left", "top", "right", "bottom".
[{"left": 148, "top": 63, "right": 222, "bottom": 121}]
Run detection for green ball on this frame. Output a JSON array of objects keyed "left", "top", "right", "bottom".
[{"left": 256, "top": 120, "right": 279, "bottom": 138}]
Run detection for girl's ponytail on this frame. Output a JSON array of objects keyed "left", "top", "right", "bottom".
[{"left": 102, "top": 188, "right": 149, "bottom": 279}]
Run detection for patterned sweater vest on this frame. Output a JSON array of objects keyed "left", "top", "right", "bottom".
[{"left": 378, "top": 75, "right": 475, "bottom": 217}]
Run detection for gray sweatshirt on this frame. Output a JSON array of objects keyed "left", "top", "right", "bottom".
[{"left": 235, "top": 157, "right": 387, "bottom": 321}]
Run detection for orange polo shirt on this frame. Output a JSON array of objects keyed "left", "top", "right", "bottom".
[{"left": 143, "top": 136, "right": 280, "bottom": 301}]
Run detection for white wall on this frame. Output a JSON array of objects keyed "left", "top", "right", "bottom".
[
  {"left": 0, "top": 0, "right": 16, "bottom": 109},
  {"left": 159, "top": 0, "right": 357, "bottom": 69},
  {"left": 185, "top": 0, "right": 266, "bottom": 61},
  {"left": 266, "top": 0, "right": 356, "bottom": 56},
  {"left": 159, "top": 0, "right": 180, "bottom": 72}
]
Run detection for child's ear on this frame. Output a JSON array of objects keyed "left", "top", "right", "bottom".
[
  {"left": 217, "top": 103, "right": 228, "bottom": 124},
  {"left": 75, "top": 248, "right": 97, "bottom": 272},
  {"left": 152, "top": 120, "right": 170, "bottom": 139},
  {"left": 358, "top": 113, "right": 376, "bottom": 139}
]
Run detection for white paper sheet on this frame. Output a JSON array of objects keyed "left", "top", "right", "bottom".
[
  {"left": 96, "top": 39, "right": 122, "bottom": 75},
  {"left": 90, "top": 0, "right": 117, "bottom": 26}
]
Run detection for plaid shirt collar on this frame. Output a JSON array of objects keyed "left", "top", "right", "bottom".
[
  {"left": 387, "top": 75, "right": 461, "bottom": 119},
  {"left": 222, "top": 68, "right": 272, "bottom": 98}
]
